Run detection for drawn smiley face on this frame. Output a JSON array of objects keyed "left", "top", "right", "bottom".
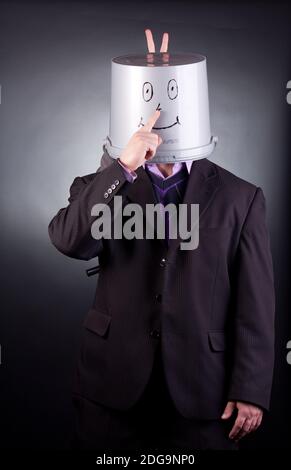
[{"left": 138, "top": 78, "right": 181, "bottom": 130}]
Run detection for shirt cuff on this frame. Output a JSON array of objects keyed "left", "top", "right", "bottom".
[{"left": 117, "top": 158, "right": 137, "bottom": 183}]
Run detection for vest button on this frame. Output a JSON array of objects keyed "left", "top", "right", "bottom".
[
  {"left": 155, "top": 293, "right": 162, "bottom": 303},
  {"left": 150, "top": 329, "right": 161, "bottom": 339},
  {"left": 160, "top": 258, "right": 166, "bottom": 267}
]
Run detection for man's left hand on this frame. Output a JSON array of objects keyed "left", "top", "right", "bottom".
[{"left": 221, "top": 401, "right": 263, "bottom": 441}]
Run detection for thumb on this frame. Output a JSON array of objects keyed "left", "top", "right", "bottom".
[{"left": 221, "top": 401, "right": 236, "bottom": 419}]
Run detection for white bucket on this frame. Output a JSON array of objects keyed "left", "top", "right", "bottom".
[{"left": 104, "top": 52, "right": 217, "bottom": 163}]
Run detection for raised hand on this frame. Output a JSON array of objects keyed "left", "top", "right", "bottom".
[{"left": 119, "top": 110, "right": 163, "bottom": 171}]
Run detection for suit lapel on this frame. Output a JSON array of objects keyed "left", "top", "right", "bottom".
[
  {"left": 125, "top": 165, "right": 157, "bottom": 209},
  {"left": 124, "top": 165, "right": 166, "bottom": 245},
  {"left": 168, "top": 159, "right": 223, "bottom": 252},
  {"left": 124, "top": 159, "right": 223, "bottom": 251}
]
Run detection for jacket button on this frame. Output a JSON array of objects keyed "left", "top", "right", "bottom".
[
  {"left": 150, "top": 329, "right": 161, "bottom": 339},
  {"left": 111, "top": 184, "right": 116, "bottom": 190},
  {"left": 160, "top": 258, "right": 166, "bottom": 267},
  {"left": 104, "top": 192, "right": 109, "bottom": 198},
  {"left": 155, "top": 293, "right": 162, "bottom": 303},
  {"left": 114, "top": 179, "right": 120, "bottom": 186},
  {"left": 108, "top": 188, "right": 112, "bottom": 194}
]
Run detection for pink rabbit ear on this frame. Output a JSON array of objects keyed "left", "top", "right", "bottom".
[
  {"left": 160, "top": 32, "right": 169, "bottom": 53},
  {"left": 145, "top": 29, "right": 156, "bottom": 53}
]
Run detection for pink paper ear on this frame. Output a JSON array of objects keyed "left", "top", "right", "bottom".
[
  {"left": 160, "top": 32, "right": 169, "bottom": 53},
  {"left": 145, "top": 29, "right": 156, "bottom": 53},
  {"left": 145, "top": 29, "right": 169, "bottom": 54}
]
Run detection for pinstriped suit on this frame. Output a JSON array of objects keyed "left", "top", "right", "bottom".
[{"left": 48, "top": 150, "right": 275, "bottom": 448}]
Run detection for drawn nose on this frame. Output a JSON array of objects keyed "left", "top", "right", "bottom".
[{"left": 156, "top": 103, "right": 162, "bottom": 111}]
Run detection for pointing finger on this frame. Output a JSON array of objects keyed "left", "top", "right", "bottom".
[{"left": 143, "top": 110, "right": 161, "bottom": 132}]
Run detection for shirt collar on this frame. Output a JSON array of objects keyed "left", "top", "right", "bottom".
[
  {"left": 185, "top": 160, "right": 193, "bottom": 174},
  {"left": 143, "top": 160, "right": 193, "bottom": 178}
]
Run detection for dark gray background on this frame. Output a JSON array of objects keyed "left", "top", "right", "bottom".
[{"left": 0, "top": 0, "right": 290, "bottom": 449}]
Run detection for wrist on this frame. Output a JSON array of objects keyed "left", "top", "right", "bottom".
[{"left": 118, "top": 157, "right": 137, "bottom": 172}]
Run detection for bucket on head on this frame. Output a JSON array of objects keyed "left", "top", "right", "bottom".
[{"left": 104, "top": 52, "right": 217, "bottom": 164}]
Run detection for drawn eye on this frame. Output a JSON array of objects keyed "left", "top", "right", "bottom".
[
  {"left": 167, "top": 79, "right": 178, "bottom": 100},
  {"left": 142, "top": 82, "right": 153, "bottom": 102}
]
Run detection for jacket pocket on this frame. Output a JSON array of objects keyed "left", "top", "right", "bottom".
[
  {"left": 208, "top": 330, "right": 226, "bottom": 352},
  {"left": 83, "top": 308, "right": 112, "bottom": 337}
]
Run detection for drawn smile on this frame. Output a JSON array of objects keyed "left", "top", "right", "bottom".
[{"left": 138, "top": 116, "right": 181, "bottom": 130}]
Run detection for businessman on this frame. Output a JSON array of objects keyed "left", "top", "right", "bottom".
[{"left": 48, "top": 30, "right": 275, "bottom": 450}]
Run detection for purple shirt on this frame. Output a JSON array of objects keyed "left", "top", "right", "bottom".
[
  {"left": 118, "top": 159, "right": 193, "bottom": 183},
  {"left": 117, "top": 159, "right": 193, "bottom": 244}
]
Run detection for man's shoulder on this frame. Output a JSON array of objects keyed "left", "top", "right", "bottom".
[
  {"left": 212, "top": 161, "right": 257, "bottom": 193},
  {"left": 201, "top": 159, "right": 262, "bottom": 214}
]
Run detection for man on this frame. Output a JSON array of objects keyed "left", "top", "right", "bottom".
[{"left": 48, "top": 30, "right": 275, "bottom": 450}]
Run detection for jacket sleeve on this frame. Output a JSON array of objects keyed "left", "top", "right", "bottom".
[
  {"left": 48, "top": 152, "right": 128, "bottom": 260},
  {"left": 227, "top": 187, "right": 275, "bottom": 411}
]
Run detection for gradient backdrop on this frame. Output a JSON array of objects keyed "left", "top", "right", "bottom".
[{"left": 0, "top": 0, "right": 290, "bottom": 449}]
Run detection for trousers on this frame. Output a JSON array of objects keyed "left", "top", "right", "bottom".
[{"left": 71, "top": 344, "right": 238, "bottom": 451}]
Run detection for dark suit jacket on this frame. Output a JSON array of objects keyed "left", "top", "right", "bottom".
[{"left": 48, "top": 150, "right": 275, "bottom": 419}]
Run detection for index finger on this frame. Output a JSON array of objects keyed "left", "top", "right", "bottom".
[
  {"left": 229, "top": 416, "right": 246, "bottom": 439},
  {"left": 143, "top": 110, "right": 160, "bottom": 132}
]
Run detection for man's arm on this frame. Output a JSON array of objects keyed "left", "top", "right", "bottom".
[
  {"left": 222, "top": 187, "right": 275, "bottom": 441},
  {"left": 228, "top": 186, "right": 275, "bottom": 409},
  {"left": 48, "top": 109, "right": 162, "bottom": 260},
  {"left": 48, "top": 152, "right": 128, "bottom": 260}
]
